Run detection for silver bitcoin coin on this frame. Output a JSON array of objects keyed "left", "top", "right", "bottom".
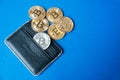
[{"left": 33, "top": 32, "right": 51, "bottom": 50}]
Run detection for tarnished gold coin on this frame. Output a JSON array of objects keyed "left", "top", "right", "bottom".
[
  {"left": 29, "top": 6, "right": 46, "bottom": 19},
  {"left": 56, "top": 17, "right": 74, "bottom": 33},
  {"left": 47, "top": 7, "right": 63, "bottom": 22},
  {"left": 48, "top": 24, "right": 65, "bottom": 40},
  {"left": 31, "top": 18, "right": 49, "bottom": 32}
]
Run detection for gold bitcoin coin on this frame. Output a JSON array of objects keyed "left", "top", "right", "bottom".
[
  {"left": 31, "top": 18, "right": 49, "bottom": 32},
  {"left": 56, "top": 17, "right": 74, "bottom": 33},
  {"left": 29, "top": 6, "right": 46, "bottom": 19},
  {"left": 47, "top": 7, "right": 63, "bottom": 22},
  {"left": 48, "top": 24, "right": 65, "bottom": 40}
]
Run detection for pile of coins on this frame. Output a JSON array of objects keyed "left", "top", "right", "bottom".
[{"left": 28, "top": 6, "right": 74, "bottom": 50}]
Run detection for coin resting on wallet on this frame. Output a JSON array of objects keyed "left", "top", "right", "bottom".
[
  {"left": 48, "top": 24, "right": 65, "bottom": 40},
  {"left": 31, "top": 18, "right": 49, "bottom": 32},
  {"left": 33, "top": 32, "right": 51, "bottom": 50},
  {"left": 29, "top": 6, "right": 74, "bottom": 42},
  {"left": 5, "top": 5, "right": 74, "bottom": 76}
]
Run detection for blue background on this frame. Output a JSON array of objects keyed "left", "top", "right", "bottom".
[{"left": 0, "top": 0, "right": 120, "bottom": 80}]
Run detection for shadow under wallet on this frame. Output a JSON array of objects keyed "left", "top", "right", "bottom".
[{"left": 5, "top": 21, "right": 63, "bottom": 76}]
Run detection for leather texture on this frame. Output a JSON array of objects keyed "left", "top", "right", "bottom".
[{"left": 5, "top": 21, "right": 63, "bottom": 76}]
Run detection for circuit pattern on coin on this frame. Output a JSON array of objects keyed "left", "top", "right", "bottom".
[
  {"left": 29, "top": 6, "right": 46, "bottom": 19},
  {"left": 48, "top": 24, "right": 65, "bottom": 40},
  {"left": 33, "top": 32, "right": 51, "bottom": 50}
]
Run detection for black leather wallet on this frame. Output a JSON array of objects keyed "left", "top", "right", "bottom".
[{"left": 5, "top": 21, "right": 63, "bottom": 76}]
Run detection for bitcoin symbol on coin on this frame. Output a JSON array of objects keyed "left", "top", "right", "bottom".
[
  {"left": 29, "top": 6, "right": 46, "bottom": 19},
  {"left": 47, "top": 7, "right": 63, "bottom": 22},
  {"left": 51, "top": 11, "right": 58, "bottom": 19},
  {"left": 52, "top": 27, "right": 60, "bottom": 36},
  {"left": 32, "top": 9, "right": 41, "bottom": 17},
  {"left": 33, "top": 32, "right": 51, "bottom": 50},
  {"left": 48, "top": 24, "right": 65, "bottom": 40},
  {"left": 31, "top": 18, "right": 49, "bottom": 32},
  {"left": 36, "top": 20, "right": 44, "bottom": 28}
]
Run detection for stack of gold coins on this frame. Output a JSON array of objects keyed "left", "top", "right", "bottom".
[{"left": 28, "top": 6, "right": 74, "bottom": 40}]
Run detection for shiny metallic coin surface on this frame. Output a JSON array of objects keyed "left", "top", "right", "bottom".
[
  {"left": 48, "top": 24, "right": 65, "bottom": 40},
  {"left": 47, "top": 7, "right": 63, "bottom": 22},
  {"left": 31, "top": 18, "right": 49, "bottom": 32},
  {"left": 29, "top": 6, "right": 46, "bottom": 19},
  {"left": 57, "top": 17, "right": 74, "bottom": 33},
  {"left": 33, "top": 32, "right": 51, "bottom": 50}
]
